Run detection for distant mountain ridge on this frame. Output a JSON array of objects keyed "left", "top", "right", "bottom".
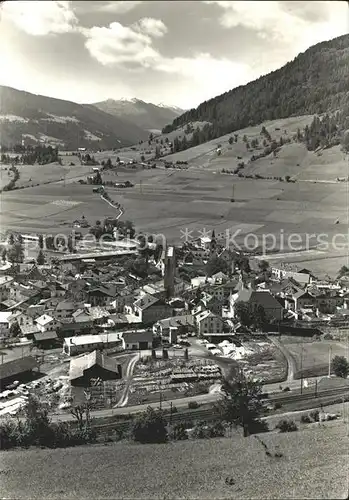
[
  {"left": 92, "top": 98, "right": 185, "bottom": 132},
  {"left": 163, "top": 34, "right": 349, "bottom": 142},
  {"left": 0, "top": 86, "right": 148, "bottom": 149}
]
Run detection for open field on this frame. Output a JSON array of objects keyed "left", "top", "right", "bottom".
[
  {"left": 0, "top": 421, "right": 347, "bottom": 499},
  {"left": 1, "top": 115, "right": 349, "bottom": 276},
  {"left": 0, "top": 183, "right": 118, "bottom": 235},
  {"left": 280, "top": 337, "right": 349, "bottom": 379},
  {"left": 1, "top": 165, "right": 349, "bottom": 276}
]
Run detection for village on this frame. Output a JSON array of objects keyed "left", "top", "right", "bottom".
[{"left": 0, "top": 225, "right": 349, "bottom": 420}]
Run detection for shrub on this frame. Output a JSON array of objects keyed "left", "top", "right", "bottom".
[
  {"left": 274, "top": 402, "right": 282, "bottom": 410},
  {"left": 0, "top": 420, "right": 19, "bottom": 449},
  {"left": 191, "top": 422, "right": 210, "bottom": 439},
  {"left": 207, "top": 421, "right": 226, "bottom": 437},
  {"left": 300, "top": 414, "right": 312, "bottom": 424},
  {"left": 309, "top": 410, "right": 320, "bottom": 422},
  {"left": 131, "top": 407, "right": 168, "bottom": 444},
  {"left": 275, "top": 419, "right": 298, "bottom": 433},
  {"left": 168, "top": 423, "right": 188, "bottom": 441},
  {"left": 188, "top": 401, "right": 200, "bottom": 410}
]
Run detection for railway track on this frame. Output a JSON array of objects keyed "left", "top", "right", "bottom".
[{"left": 91, "top": 386, "right": 349, "bottom": 435}]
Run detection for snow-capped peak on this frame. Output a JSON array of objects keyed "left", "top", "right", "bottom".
[{"left": 157, "top": 102, "right": 183, "bottom": 111}]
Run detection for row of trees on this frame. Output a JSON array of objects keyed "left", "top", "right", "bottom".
[
  {"left": 89, "top": 218, "right": 136, "bottom": 240},
  {"left": 21, "top": 145, "right": 60, "bottom": 165}
]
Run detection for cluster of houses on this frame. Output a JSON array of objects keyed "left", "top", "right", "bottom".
[{"left": 0, "top": 231, "right": 349, "bottom": 365}]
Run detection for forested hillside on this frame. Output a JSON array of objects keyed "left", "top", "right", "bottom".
[{"left": 163, "top": 34, "right": 349, "bottom": 147}]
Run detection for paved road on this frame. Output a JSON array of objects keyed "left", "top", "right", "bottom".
[{"left": 268, "top": 336, "right": 296, "bottom": 383}]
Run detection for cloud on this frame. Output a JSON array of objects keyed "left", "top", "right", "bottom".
[
  {"left": 82, "top": 17, "right": 252, "bottom": 106},
  {"left": 205, "top": 1, "right": 348, "bottom": 49},
  {"left": 83, "top": 21, "right": 161, "bottom": 67},
  {"left": 134, "top": 18, "right": 168, "bottom": 38},
  {"left": 0, "top": 0, "right": 78, "bottom": 36},
  {"left": 98, "top": 1, "right": 143, "bottom": 14}
]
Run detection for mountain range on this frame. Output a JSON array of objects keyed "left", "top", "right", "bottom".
[
  {"left": 92, "top": 98, "right": 185, "bottom": 133},
  {"left": 0, "top": 87, "right": 183, "bottom": 150}
]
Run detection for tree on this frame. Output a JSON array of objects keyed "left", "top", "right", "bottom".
[
  {"left": 341, "top": 130, "right": 349, "bottom": 153},
  {"left": 254, "top": 305, "right": 267, "bottom": 330},
  {"left": 94, "top": 171, "right": 103, "bottom": 185},
  {"left": 337, "top": 266, "right": 349, "bottom": 278},
  {"left": 131, "top": 407, "right": 168, "bottom": 443},
  {"left": 8, "top": 233, "right": 14, "bottom": 245},
  {"left": 205, "top": 256, "right": 228, "bottom": 277},
  {"left": 228, "top": 136, "right": 234, "bottom": 145},
  {"left": 234, "top": 301, "right": 252, "bottom": 327},
  {"left": 155, "top": 145, "right": 161, "bottom": 159},
  {"left": 242, "top": 134, "right": 247, "bottom": 143},
  {"left": 258, "top": 260, "right": 269, "bottom": 272},
  {"left": 10, "top": 321, "right": 21, "bottom": 337},
  {"left": 36, "top": 250, "right": 45, "bottom": 265},
  {"left": 214, "top": 372, "right": 265, "bottom": 437},
  {"left": 332, "top": 355, "right": 349, "bottom": 378},
  {"left": 1, "top": 248, "right": 7, "bottom": 262},
  {"left": 106, "top": 158, "right": 112, "bottom": 169},
  {"left": 38, "top": 234, "right": 44, "bottom": 250},
  {"left": 7, "top": 242, "right": 24, "bottom": 263},
  {"left": 140, "top": 155, "right": 145, "bottom": 162}
]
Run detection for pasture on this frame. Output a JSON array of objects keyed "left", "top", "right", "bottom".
[
  {"left": 1, "top": 114, "right": 349, "bottom": 276},
  {"left": 0, "top": 422, "right": 347, "bottom": 499},
  {"left": 1, "top": 164, "right": 349, "bottom": 277}
]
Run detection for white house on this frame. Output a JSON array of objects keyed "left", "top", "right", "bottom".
[
  {"left": 0, "top": 311, "right": 12, "bottom": 336},
  {"left": 35, "top": 314, "right": 57, "bottom": 333},
  {"left": 63, "top": 332, "right": 122, "bottom": 356},
  {"left": 195, "top": 310, "right": 224, "bottom": 335}
]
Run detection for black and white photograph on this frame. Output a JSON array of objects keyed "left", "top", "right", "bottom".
[{"left": 0, "top": 0, "right": 348, "bottom": 498}]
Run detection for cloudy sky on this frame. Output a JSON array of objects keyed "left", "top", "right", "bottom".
[{"left": 0, "top": 0, "right": 348, "bottom": 109}]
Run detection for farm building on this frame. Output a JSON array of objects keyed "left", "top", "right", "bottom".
[
  {"left": 121, "top": 330, "right": 153, "bottom": 350},
  {"left": 0, "top": 356, "right": 39, "bottom": 390},
  {"left": 33, "top": 331, "right": 59, "bottom": 349},
  {"left": 69, "top": 350, "right": 122, "bottom": 387},
  {"left": 63, "top": 333, "right": 122, "bottom": 356}
]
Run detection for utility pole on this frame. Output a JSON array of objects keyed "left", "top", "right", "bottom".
[
  {"left": 300, "top": 342, "right": 304, "bottom": 394},
  {"left": 159, "top": 390, "right": 162, "bottom": 410},
  {"left": 170, "top": 401, "right": 173, "bottom": 425},
  {"left": 314, "top": 378, "right": 318, "bottom": 398},
  {"left": 328, "top": 346, "right": 332, "bottom": 378}
]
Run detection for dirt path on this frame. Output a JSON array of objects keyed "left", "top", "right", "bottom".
[{"left": 114, "top": 354, "right": 139, "bottom": 408}]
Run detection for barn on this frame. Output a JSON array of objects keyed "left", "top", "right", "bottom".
[
  {"left": 69, "top": 350, "right": 122, "bottom": 387},
  {"left": 0, "top": 356, "right": 39, "bottom": 390}
]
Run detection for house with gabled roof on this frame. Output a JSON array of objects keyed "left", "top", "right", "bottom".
[
  {"left": 230, "top": 288, "right": 283, "bottom": 321},
  {"left": 195, "top": 310, "right": 224, "bottom": 335},
  {"left": 35, "top": 313, "right": 58, "bottom": 333},
  {"left": 127, "top": 293, "right": 173, "bottom": 325}
]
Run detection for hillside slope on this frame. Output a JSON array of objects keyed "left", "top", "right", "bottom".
[
  {"left": 164, "top": 34, "right": 349, "bottom": 139},
  {"left": 0, "top": 86, "right": 148, "bottom": 149},
  {"left": 93, "top": 98, "right": 185, "bottom": 132},
  {"left": 0, "top": 422, "right": 347, "bottom": 499}
]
